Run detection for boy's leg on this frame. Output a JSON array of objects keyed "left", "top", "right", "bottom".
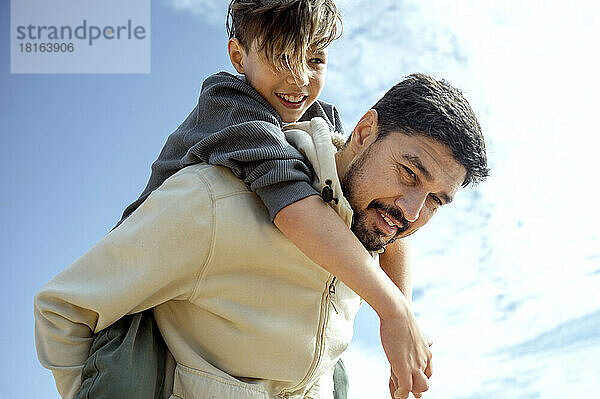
[
  {"left": 333, "top": 359, "right": 349, "bottom": 399},
  {"left": 76, "top": 310, "right": 166, "bottom": 399}
]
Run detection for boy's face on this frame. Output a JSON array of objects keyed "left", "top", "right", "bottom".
[{"left": 230, "top": 39, "right": 327, "bottom": 123}]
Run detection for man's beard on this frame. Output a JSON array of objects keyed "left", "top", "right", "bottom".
[
  {"left": 341, "top": 147, "right": 411, "bottom": 252},
  {"left": 352, "top": 200, "right": 410, "bottom": 251}
]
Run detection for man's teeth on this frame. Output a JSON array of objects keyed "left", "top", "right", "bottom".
[
  {"left": 379, "top": 211, "right": 396, "bottom": 228},
  {"left": 278, "top": 94, "right": 305, "bottom": 103}
]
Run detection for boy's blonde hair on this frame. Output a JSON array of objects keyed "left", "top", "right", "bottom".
[{"left": 227, "top": 0, "right": 342, "bottom": 82}]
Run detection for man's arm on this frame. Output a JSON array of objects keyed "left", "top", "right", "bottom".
[{"left": 34, "top": 169, "right": 213, "bottom": 399}]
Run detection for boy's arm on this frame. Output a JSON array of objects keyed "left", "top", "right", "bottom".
[
  {"left": 34, "top": 170, "right": 213, "bottom": 399},
  {"left": 274, "top": 197, "right": 432, "bottom": 398},
  {"left": 379, "top": 239, "right": 412, "bottom": 302},
  {"left": 181, "top": 73, "right": 321, "bottom": 221},
  {"left": 380, "top": 239, "right": 435, "bottom": 398}
]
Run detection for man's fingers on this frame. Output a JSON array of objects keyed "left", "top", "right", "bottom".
[
  {"left": 411, "top": 369, "right": 430, "bottom": 394},
  {"left": 424, "top": 356, "right": 433, "bottom": 379},
  {"left": 393, "top": 388, "right": 409, "bottom": 399},
  {"left": 391, "top": 366, "right": 412, "bottom": 398},
  {"left": 389, "top": 372, "right": 400, "bottom": 399},
  {"left": 393, "top": 369, "right": 412, "bottom": 395}
]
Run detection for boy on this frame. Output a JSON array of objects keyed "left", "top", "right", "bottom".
[{"left": 35, "top": 1, "right": 431, "bottom": 398}]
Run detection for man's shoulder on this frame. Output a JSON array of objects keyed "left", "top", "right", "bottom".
[
  {"left": 168, "top": 163, "right": 253, "bottom": 200},
  {"left": 301, "top": 99, "right": 345, "bottom": 135}
]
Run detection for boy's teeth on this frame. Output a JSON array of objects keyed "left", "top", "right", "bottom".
[{"left": 279, "top": 94, "right": 304, "bottom": 103}]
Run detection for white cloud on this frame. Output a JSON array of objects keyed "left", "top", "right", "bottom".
[
  {"left": 325, "top": 0, "right": 466, "bottom": 128},
  {"left": 342, "top": 343, "right": 391, "bottom": 399}
]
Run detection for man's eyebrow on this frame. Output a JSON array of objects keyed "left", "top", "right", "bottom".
[{"left": 402, "top": 155, "right": 433, "bottom": 182}]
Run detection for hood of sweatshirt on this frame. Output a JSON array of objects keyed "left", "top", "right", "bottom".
[{"left": 283, "top": 117, "right": 353, "bottom": 228}]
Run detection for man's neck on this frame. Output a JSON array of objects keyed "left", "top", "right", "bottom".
[{"left": 334, "top": 147, "right": 351, "bottom": 189}]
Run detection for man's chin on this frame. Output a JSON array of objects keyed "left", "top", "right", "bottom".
[
  {"left": 358, "top": 229, "right": 416, "bottom": 252},
  {"left": 353, "top": 229, "right": 393, "bottom": 252},
  {"left": 351, "top": 212, "right": 407, "bottom": 251},
  {"left": 396, "top": 225, "right": 419, "bottom": 239}
]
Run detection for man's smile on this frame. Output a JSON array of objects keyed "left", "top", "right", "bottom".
[
  {"left": 376, "top": 209, "right": 398, "bottom": 234},
  {"left": 369, "top": 201, "right": 411, "bottom": 237}
]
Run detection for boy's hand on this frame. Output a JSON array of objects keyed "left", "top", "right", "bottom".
[
  {"left": 388, "top": 345, "right": 433, "bottom": 398},
  {"left": 389, "top": 338, "right": 433, "bottom": 398},
  {"left": 380, "top": 311, "right": 432, "bottom": 398}
]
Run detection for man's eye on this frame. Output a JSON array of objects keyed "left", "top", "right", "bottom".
[
  {"left": 402, "top": 165, "right": 416, "bottom": 179},
  {"left": 308, "top": 57, "right": 325, "bottom": 64},
  {"left": 429, "top": 194, "right": 443, "bottom": 206}
]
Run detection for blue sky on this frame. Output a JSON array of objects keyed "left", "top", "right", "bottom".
[
  {"left": 2, "top": 1, "right": 600, "bottom": 398},
  {"left": 2, "top": 1, "right": 235, "bottom": 397}
]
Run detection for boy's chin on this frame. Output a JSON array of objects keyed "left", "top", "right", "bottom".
[
  {"left": 279, "top": 104, "right": 315, "bottom": 123},
  {"left": 280, "top": 110, "right": 305, "bottom": 123}
]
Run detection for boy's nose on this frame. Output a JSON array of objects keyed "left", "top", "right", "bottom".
[
  {"left": 286, "top": 71, "right": 309, "bottom": 87},
  {"left": 394, "top": 193, "right": 427, "bottom": 222}
]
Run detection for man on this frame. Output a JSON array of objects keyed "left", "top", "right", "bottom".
[{"left": 35, "top": 74, "right": 488, "bottom": 399}]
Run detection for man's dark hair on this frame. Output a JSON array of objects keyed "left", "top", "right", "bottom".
[{"left": 372, "top": 73, "right": 489, "bottom": 186}]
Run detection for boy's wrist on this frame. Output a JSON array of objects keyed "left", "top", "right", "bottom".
[{"left": 371, "top": 276, "right": 412, "bottom": 321}]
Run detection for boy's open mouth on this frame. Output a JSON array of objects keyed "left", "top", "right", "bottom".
[{"left": 275, "top": 93, "right": 307, "bottom": 107}]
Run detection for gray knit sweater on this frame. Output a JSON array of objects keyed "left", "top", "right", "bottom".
[{"left": 117, "top": 71, "right": 345, "bottom": 226}]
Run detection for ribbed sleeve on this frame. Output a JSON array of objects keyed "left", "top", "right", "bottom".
[{"left": 117, "top": 71, "right": 345, "bottom": 225}]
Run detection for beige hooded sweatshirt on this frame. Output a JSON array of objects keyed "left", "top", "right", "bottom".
[{"left": 35, "top": 118, "right": 369, "bottom": 399}]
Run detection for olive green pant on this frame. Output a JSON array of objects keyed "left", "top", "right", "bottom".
[{"left": 76, "top": 311, "right": 349, "bottom": 399}]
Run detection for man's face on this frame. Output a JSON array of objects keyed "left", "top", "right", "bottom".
[
  {"left": 235, "top": 40, "right": 327, "bottom": 123},
  {"left": 341, "top": 126, "right": 466, "bottom": 252}
]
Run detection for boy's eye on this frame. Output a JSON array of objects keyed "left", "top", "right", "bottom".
[{"left": 308, "top": 57, "right": 325, "bottom": 65}]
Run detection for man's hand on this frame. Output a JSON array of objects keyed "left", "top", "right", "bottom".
[{"left": 380, "top": 311, "right": 432, "bottom": 399}]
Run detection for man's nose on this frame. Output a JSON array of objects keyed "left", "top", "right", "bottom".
[{"left": 395, "top": 192, "right": 427, "bottom": 222}]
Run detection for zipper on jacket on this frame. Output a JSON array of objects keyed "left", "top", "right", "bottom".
[
  {"left": 277, "top": 275, "right": 336, "bottom": 398},
  {"left": 329, "top": 277, "right": 338, "bottom": 314}
]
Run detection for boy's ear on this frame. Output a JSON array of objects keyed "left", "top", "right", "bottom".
[
  {"left": 228, "top": 38, "right": 246, "bottom": 74},
  {"left": 350, "top": 109, "right": 379, "bottom": 154}
]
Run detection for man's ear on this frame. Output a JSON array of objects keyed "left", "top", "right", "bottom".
[
  {"left": 350, "top": 109, "right": 379, "bottom": 153},
  {"left": 228, "top": 38, "right": 245, "bottom": 74}
]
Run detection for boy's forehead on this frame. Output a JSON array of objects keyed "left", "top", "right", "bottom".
[
  {"left": 310, "top": 48, "right": 328, "bottom": 56},
  {"left": 247, "top": 38, "right": 328, "bottom": 59}
]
